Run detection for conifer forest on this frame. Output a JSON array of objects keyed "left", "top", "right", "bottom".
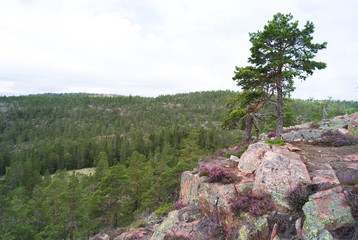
[{"left": 0, "top": 91, "right": 357, "bottom": 239}]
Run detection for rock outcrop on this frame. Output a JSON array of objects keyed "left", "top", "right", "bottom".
[
  {"left": 279, "top": 112, "right": 358, "bottom": 143},
  {"left": 302, "top": 187, "right": 354, "bottom": 239},
  {"left": 238, "top": 142, "right": 271, "bottom": 173},
  {"left": 114, "top": 140, "right": 356, "bottom": 239},
  {"left": 251, "top": 145, "right": 311, "bottom": 210},
  {"left": 94, "top": 113, "right": 358, "bottom": 240}
]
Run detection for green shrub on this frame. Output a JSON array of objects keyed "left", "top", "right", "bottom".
[
  {"left": 224, "top": 144, "right": 248, "bottom": 158},
  {"left": 155, "top": 202, "right": 173, "bottom": 217},
  {"left": 264, "top": 139, "right": 286, "bottom": 146}
]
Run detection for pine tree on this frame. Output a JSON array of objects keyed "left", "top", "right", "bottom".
[
  {"left": 127, "top": 151, "right": 153, "bottom": 212},
  {"left": 233, "top": 13, "right": 327, "bottom": 138},
  {"left": 98, "top": 164, "right": 131, "bottom": 228}
]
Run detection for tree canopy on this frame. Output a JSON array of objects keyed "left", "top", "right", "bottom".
[{"left": 233, "top": 13, "right": 327, "bottom": 138}]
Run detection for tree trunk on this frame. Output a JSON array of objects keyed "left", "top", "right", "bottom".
[
  {"left": 276, "top": 83, "right": 284, "bottom": 139},
  {"left": 242, "top": 114, "right": 254, "bottom": 144},
  {"left": 69, "top": 225, "right": 75, "bottom": 240},
  {"left": 113, "top": 200, "right": 119, "bottom": 228}
]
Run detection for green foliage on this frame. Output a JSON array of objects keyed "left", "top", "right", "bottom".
[
  {"left": 94, "top": 151, "right": 109, "bottom": 180},
  {"left": 264, "top": 139, "right": 286, "bottom": 146},
  {"left": 0, "top": 92, "right": 356, "bottom": 238},
  {"left": 234, "top": 12, "right": 327, "bottom": 137},
  {"left": 224, "top": 144, "right": 249, "bottom": 158},
  {"left": 0, "top": 91, "right": 237, "bottom": 175},
  {"left": 223, "top": 90, "right": 271, "bottom": 143},
  {"left": 283, "top": 105, "right": 297, "bottom": 127},
  {"left": 155, "top": 202, "right": 174, "bottom": 217},
  {"left": 222, "top": 107, "right": 247, "bottom": 130}
]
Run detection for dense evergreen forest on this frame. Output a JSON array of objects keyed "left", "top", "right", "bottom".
[{"left": 0, "top": 91, "right": 357, "bottom": 239}]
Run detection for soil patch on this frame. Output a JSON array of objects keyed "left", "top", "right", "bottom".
[{"left": 292, "top": 142, "right": 358, "bottom": 192}]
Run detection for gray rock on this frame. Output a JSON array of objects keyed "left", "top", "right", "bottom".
[
  {"left": 230, "top": 155, "right": 240, "bottom": 162},
  {"left": 178, "top": 204, "right": 203, "bottom": 222},
  {"left": 298, "top": 129, "right": 323, "bottom": 140},
  {"left": 89, "top": 233, "right": 110, "bottom": 240},
  {"left": 282, "top": 131, "right": 303, "bottom": 142},
  {"left": 318, "top": 229, "right": 334, "bottom": 240},
  {"left": 150, "top": 210, "right": 179, "bottom": 240}
]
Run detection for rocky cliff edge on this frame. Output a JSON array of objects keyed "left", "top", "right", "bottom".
[{"left": 91, "top": 113, "right": 358, "bottom": 240}]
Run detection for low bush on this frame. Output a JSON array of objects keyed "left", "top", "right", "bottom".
[
  {"left": 345, "top": 191, "right": 358, "bottom": 219},
  {"left": 155, "top": 202, "right": 173, "bottom": 217},
  {"left": 229, "top": 191, "right": 274, "bottom": 216},
  {"left": 269, "top": 213, "right": 297, "bottom": 237},
  {"left": 199, "top": 165, "right": 239, "bottom": 184},
  {"left": 286, "top": 184, "right": 315, "bottom": 212},
  {"left": 267, "top": 132, "right": 276, "bottom": 138},
  {"left": 314, "top": 130, "right": 358, "bottom": 147},
  {"left": 172, "top": 201, "right": 186, "bottom": 210},
  {"left": 264, "top": 139, "right": 286, "bottom": 146},
  {"left": 225, "top": 144, "right": 249, "bottom": 158},
  {"left": 337, "top": 174, "right": 358, "bottom": 186}
]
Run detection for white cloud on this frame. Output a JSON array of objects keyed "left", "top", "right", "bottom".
[{"left": 0, "top": 0, "right": 357, "bottom": 100}]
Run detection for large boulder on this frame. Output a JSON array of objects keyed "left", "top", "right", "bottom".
[
  {"left": 302, "top": 187, "right": 354, "bottom": 239},
  {"left": 282, "top": 131, "right": 303, "bottom": 142},
  {"left": 179, "top": 169, "right": 255, "bottom": 233},
  {"left": 197, "top": 181, "right": 238, "bottom": 228},
  {"left": 252, "top": 145, "right": 311, "bottom": 210},
  {"left": 282, "top": 129, "right": 323, "bottom": 142},
  {"left": 298, "top": 129, "right": 323, "bottom": 141},
  {"left": 238, "top": 142, "right": 271, "bottom": 173}
]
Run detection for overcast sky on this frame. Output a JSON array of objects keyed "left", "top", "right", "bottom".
[{"left": 0, "top": 0, "right": 357, "bottom": 100}]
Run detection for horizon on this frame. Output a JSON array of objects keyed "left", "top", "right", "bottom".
[{"left": 1, "top": 89, "right": 357, "bottom": 102}]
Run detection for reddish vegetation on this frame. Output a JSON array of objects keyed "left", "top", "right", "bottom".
[
  {"left": 173, "top": 201, "right": 186, "bottom": 210},
  {"left": 229, "top": 191, "right": 274, "bottom": 216},
  {"left": 199, "top": 165, "right": 239, "bottom": 184},
  {"left": 314, "top": 130, "right": 358, "bottom": 147}
]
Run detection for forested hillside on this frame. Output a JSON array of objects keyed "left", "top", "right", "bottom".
[
  {"left": 0, "top": 91, "right": 238, "bottom": 176},
  {"left": 0, "top": 91, "right": 357, "bottom": 239}
]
